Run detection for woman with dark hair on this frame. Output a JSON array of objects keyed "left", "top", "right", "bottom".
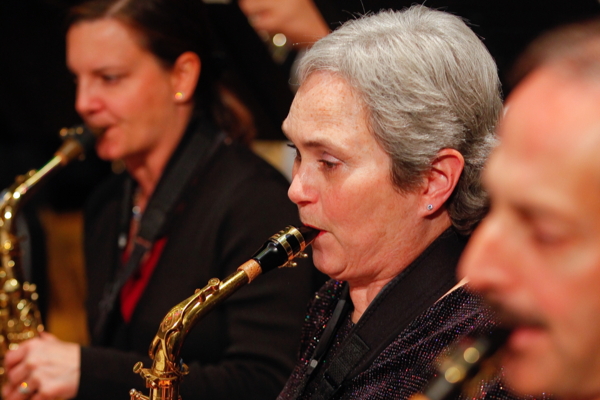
[{"left": 1, "top": 1, "right": 316, "bottom": 400}]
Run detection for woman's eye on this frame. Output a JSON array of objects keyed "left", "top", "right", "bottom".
[
  {"left": 102, "top": 74, "right": 122, "bottom": 84},
  {"left": 286, "top": 143, "right": 340, "bottom": 170},
  {"left": 319, "top": 160, "right": 338, "bottom": 169}
]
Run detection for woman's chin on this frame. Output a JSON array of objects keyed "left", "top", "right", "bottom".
[
  {"left": 311, "top": 234, "right": 349, "bottom": 279},
  {"left": 311, "top": 250, "right": 330, "bottom": 276},
  {"left": 95, "top": 148, "right": 119, "bottom": 162},
  {"left": 312, "top": 253, "right": 345, "bottom": 280},
  {"left": 94, "top": 127, "right": 125, "bottom": 160},
  {"left": 95, "top": 139, "right": 124, "bottom": 161}
]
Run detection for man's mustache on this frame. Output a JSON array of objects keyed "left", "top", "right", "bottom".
[{"left": 485, "top": 297, "right": 548, "bottom": 331}]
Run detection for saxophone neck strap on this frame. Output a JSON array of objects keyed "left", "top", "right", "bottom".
[
  {"left": 309, "top": 229, "right": 467, "bottom": 400},
  {"left": 93, "top": 117, "right": 225, "bottom": 344},
  {"left": 135, "top": 119, "right": 225, "bottom": 244}
]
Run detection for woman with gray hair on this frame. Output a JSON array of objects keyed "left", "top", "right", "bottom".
[{"left": 277, "top": 5, "right": 519, "bottom": 400}]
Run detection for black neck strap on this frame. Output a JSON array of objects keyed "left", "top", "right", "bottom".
[
  {"left": 306, "top": 229, "right": 467, "bottom": 400},
  {"left": 93, "top": 117, "right": 225, "bottom": 344},
  {"left": 305, "top": 285, "right": 351, "bottom": 377}
]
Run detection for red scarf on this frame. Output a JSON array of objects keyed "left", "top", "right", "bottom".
[{"left": 120, "top": 237, "right": 167, "bottom": 322}]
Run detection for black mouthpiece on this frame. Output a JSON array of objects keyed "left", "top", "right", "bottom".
[
  {"left": 298, "top": 225, "right": 319, "bottom": 244},
  {"left": 251, "top": 225, "right": 318, "bottom": 273},
  {"left": 60, "top": 125, "right": 97, "bottom": 154}
]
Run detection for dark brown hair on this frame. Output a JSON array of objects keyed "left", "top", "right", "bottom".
[{"left": 68, "top": 0, "right": 254, "bottom": 143}]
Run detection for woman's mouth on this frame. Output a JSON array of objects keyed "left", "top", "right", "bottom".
[
  {"left": 302, "top": 223, "right": 325, "bottom": 237},
  {"left": 89, "top": 126, "right": 108, "bottom": 137}
]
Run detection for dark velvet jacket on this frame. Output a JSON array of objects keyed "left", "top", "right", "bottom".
[
  {"left": 278, "top": 229, "right": 524, "bottom": 400},
  {"left": 78, "top": 121, "right": 317, "bottom": 400}
]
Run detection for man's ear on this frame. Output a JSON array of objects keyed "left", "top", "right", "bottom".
[
  {"left": 420, "top": 148, "right": 464, "bottom": 215},
  {"left": 171, "top": 51, "right": 201, "bottom": 103}
]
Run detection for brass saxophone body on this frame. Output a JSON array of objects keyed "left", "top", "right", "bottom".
[
  {"left": 129, "top": 225, "right": 319, "bottom": 400},
  {"left": 0, "top": 125, "right": 96, "bottom": 381}
]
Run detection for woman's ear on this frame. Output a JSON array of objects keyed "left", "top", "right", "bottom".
[
  {"left": 171, "top": 51, "right": 201, "bottom": 103},
  {"left": 421, "top": 148, "right": 465, "bottom": 214}
]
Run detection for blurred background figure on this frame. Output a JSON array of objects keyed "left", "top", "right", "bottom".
[
  {"left": 1, "top": 1, "right": 317, "bottom": 400},
  {"left": 238, "top": 0, "right": 330, "bottom": 86},
  {"left": 276, "top": 6, "right": 520, "bottom": 399},
  {"left": 459, "top": 17, "right": 600, "bottom": 400},
  {"left": 238, "top": 0, "right": 329, "bottom": 48},
  {"left": 237, "top": 0, "right": 600, "bottom": 93}
]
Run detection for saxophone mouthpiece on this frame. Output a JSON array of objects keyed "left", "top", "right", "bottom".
[
  {"left": 297, "top": 225, "right": 319, "bottom": 244},
  {"left": 251, "top": 225, "right": 318, "bottom": 273},
  {"left": 56, "top": 125, "right": 98, "bottom": 163}
]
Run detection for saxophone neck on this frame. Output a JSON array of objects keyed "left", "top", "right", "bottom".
[
  {"left": 0, "top": 158, "right": 63, "bottom": 251},
  {"left": 0, "top": 125, "right": 96, "bottom": 220},
  {"left": 130, "top": 275, "right": 245, "bottom": 400},
  {"left": 149, "top": 271, "right": 251, "bottom": 376}
]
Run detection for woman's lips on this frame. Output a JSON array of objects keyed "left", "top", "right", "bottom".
[
  {"left": 89, "top": 126, "right": 108, "bottom": 137},
  {"left": 303, "top": 223, "right": 325, "bottom": 237}
]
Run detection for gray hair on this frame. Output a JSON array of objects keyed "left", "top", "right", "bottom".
[{"left": 297, "top": 5, "right": 502, "bottom": 234}]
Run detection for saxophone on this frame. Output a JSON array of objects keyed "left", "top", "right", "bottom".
[
  {"left": 129, "top": 225, "right": 319, "bottom": 400},
  {"left": 0, "top": 125, "right": 96, "bottom": 383},
  {"left": 410, "top": 328, "right": 511, "bottom": 400}
]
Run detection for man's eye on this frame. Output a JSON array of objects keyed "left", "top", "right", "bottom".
[
  {"left": 533, "top": 233, "right": 562, "bottom": 246},
  {"left": 287, "top": 143, "right": 301, "bottom": 161},
  {"left": 531, "top": 226, "right": 568, "bottom": 248}
]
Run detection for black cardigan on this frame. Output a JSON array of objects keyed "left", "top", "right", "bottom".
[{"left": 78, "top": 124, "right": 317, "bottom": 400}]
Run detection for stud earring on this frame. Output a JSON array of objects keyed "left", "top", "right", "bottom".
[
  {"left": 427, "top": 204, "right": 434, "bottom": 211},
  {"left": 175, "top": 92, "right": 184, "bottom": 101}
]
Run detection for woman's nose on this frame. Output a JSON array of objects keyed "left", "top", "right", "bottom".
[
  {"left": 74, "top": 79, "right": 101, "bottom": 117},
  {"left": 288, "top": 165, "right": 316, "bottom": 206}
]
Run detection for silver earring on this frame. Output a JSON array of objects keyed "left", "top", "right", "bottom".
[{"left": 427, "top": 204, "right": 434, "bottom": 211}]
